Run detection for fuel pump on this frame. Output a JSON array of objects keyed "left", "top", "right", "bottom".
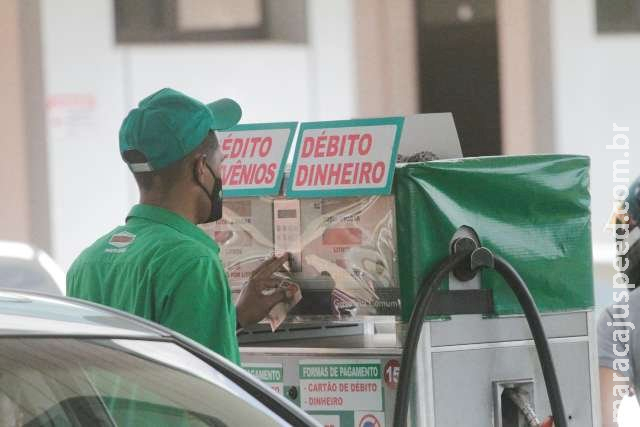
[
  {"left": 394, "top": 229, "right": 566, "bottom": 427},
  {"left": 208, "top": 154, "right": 596, "bottom": 427}
]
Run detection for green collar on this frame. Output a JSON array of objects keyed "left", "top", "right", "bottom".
[{"left": 126, "top": 204, "right": 219, "bottom": 253}]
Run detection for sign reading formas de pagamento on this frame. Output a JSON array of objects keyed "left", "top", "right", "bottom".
[{"left": 299, "top": 359, "right": 383, "bottom": 412}]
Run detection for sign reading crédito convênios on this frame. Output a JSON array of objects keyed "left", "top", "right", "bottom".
[
  {"left": 216, "top": 122, "right": 297, "bottom": 197},
  {"left": 287, "top": 118, "right": 404, "bottom": 198}
]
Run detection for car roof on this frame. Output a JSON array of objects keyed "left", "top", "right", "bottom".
[
  {"left": 0, "top": 241, "right": 65, "bottom": 295},
  {"left": 0, "top": 290, "right": 168, "bottom": 338}
]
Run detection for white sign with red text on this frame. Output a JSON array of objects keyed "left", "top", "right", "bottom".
[
  {"left": 287, "top": 118, "right": 403, "bottom": 198},
  {"left": 216, "top": 122, "right": 297, "bottom": 197},
  {"left": 299, "top": 359, "right": 383, "bottom": 412}
]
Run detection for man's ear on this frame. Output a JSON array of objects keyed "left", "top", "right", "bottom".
[{"left": 192, "top": 155, "right": 207, "bottom": 183}]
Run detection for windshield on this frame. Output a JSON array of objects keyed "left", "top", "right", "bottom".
[{"left": 0, "top": 338, "right": 289, "bottom": 427}]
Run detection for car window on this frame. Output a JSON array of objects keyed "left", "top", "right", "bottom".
[{"left": 0, "top": 338, "right": 289, "bottom": 427}]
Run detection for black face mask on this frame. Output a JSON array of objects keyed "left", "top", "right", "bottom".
[{"left": 195, "top": 161, "right": 223, "bottom": 223}]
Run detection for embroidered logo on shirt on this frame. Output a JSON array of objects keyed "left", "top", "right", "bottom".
[{"left": 106, "top": 231, "right": 136, "bottom": 253}]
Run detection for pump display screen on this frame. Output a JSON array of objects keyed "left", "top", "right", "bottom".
[
  {"left": 322, "top": 228, "right": 363, "bottom": 246},
  {"left": 277, "top": 209, "right": 298, "bottom": 219}
]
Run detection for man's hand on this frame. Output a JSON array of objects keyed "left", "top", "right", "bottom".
[{"left": 235, "top": 254, "right": 294, "bottom": 329}]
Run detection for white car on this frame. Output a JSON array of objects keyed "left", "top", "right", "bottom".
[
  {"left": 0, "top": 241, "right": 65, "bottom": 295},
  {"left": 0, "top": 290, "right": 319, "bottom": 426}
]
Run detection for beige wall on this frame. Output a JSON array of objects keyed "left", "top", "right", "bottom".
[
  {"left": 0, "top": 0, "right": 49, "bottom": 250},
  {"left": 497, "top": 0, "right": 554, "bottom": 154},
  {"left": 0, "top": 0, "right": 30, "bottom": 242},
  {"left": 497, "top": 0, "right": 535, "bottom": 154},
  {"left": 354, "top": 0, "right": 419, "bottom": 117}
]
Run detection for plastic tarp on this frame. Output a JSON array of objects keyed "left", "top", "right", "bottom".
[{"left": 393, "top": 155, "right": 594, "bottom": 320}]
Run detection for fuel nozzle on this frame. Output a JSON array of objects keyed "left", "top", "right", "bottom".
[{"left": 450, "top": 225, "right": 494, "bottom": 281}]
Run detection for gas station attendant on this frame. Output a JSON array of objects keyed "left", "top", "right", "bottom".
[{"left": 67, "top": 88, "right": 292, "bottom": 364}]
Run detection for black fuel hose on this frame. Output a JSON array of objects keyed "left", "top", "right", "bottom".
[
  {"left": 393, "top": 251, "right": 567, "bottom": 427},
  {"left": 493, "top": 254, "right": 567, "bottom": 427},
  {"left": 393, "top": 251, "right": 471, "bottom": 426}
]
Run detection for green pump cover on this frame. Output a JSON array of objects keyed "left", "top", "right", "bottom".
[{"left": 393, "top": 155, "right": 594, "bottom": 320}]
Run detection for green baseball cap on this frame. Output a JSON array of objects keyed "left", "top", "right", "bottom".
[{"left": 119, "top": 87, "right": 242, "bottom": 172}]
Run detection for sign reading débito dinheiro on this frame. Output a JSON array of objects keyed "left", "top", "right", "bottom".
[
  {"left": 299, "top": 359, "right": 383, "bottom": 412},
  {"left": 287, "top": 118, "right": 403, "bottom": 198}
]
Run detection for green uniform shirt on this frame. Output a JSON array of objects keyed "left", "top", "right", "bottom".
[{"left": 67, "top": 204, "right": 240, "bottom": 364}]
